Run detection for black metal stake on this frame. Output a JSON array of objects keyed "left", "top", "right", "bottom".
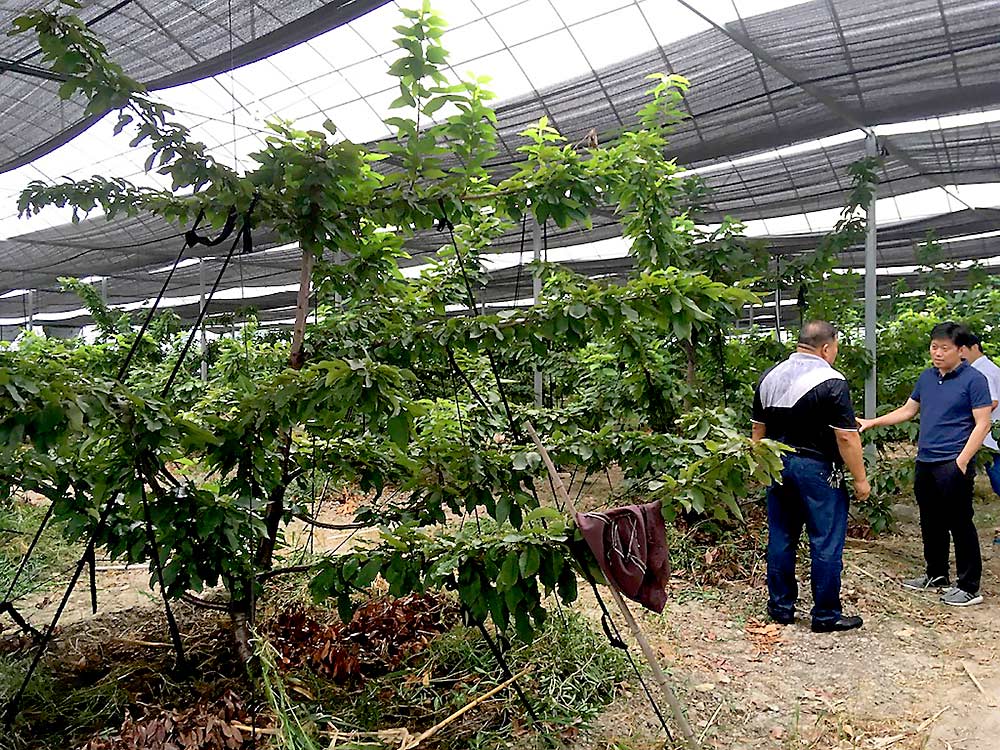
[
  {"left": 84, "top": 545, "right": 97, "bottom": 615},
  {"left": 1, "top": 501, "right": 55, "bottom": 603},
  {"left": 138, "top": 468, "right": 188, "bottom": 671},
  {"left": 3, "top": 502, "right": 116, "bottom": 726},
  {"left": 473, "top": 619, "right": 541, "bottom": 724}
]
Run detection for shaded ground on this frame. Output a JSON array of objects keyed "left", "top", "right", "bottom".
[{"left": 6, "top": 479, "right": 1000, "bottom": 748}]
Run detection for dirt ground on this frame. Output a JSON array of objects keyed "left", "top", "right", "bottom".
[
  {"left": 8, "top": 480, "right": 1000, "bottom": 749},
  {"left": 581, "top": 482, "right": 1000, "bottom": 750}
]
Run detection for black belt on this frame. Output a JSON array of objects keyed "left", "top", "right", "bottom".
[{"left": 785, "top": 446, "right": 834, "bottom": 464}]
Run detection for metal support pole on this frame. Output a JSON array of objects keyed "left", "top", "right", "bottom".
[
  {"left": 773, "top": 260, "right": 782, "bottom": 343},
  {"left": 864, "top": 132, "right": 878, "bottom": 421},
  {"left": 335, "top": 249, "right": 343, "bottom": 308},
  {"left": 27, "top": 290, "right": 34, "bottom": 333},
  {"left": 199, "top": 259, "right": 208, "bottom": 383},
  {"left": 100, "top": 277, "right": 108, "bottom": 304},
  {"left": 531, "top": 215, "right": 543, "bottom": 408}
]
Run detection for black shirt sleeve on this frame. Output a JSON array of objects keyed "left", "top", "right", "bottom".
[
  {"left": 752, "top": 384, "right": 765, "bottom": 424},
  {"left": 824, "top": 379, "right": 857, "bottom": 430}
]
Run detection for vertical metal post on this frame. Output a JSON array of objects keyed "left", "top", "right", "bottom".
[
  {"left": 27, "top": 290, "right": 34, "bottom": 333},
  {"left": 335, "top": 249, "right": 343, "bottom": 308},
  {"left": 531, "top": 215, "right": 543, "bottom": 407},
  {"left": 199, "top": 259, "right": 208, "bottom": 383},
  {"left": 773, "top": 258, "right": 782, "bottom": 343},
  {"left": 100, "top": 278, "right": 108, "bottom": 304},
  {"left": 864, "top": 132, "right": 878, "bottom": 420}
]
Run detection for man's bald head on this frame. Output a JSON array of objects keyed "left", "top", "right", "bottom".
[{"left": 798, "top": 320, "right": 839, "bottom": 349}]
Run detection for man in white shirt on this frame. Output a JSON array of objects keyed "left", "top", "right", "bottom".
[{"left": 963, "top": 333, "right": 1000, "bottom": 497}]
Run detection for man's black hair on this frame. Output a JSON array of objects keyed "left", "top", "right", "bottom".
[
  {"left": 929, "top": 321, "right": 974, "bottom": 347},
  {"left": 967, "top": 332, "right": 983, "bottom": 351},
  {"left": 798, "top": 320, "right": 838, "bottom": 348}
]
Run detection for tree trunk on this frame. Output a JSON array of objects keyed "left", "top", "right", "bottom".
[
  {"left": 288, "top": 249, "right": 314, "bottom": 370},
  {"left": 683, "top": 331, "right": 698, "bottom": 387},
  {"left": 257, "top": 248, "right": 313, "bottom": 573},
  {"left": 233, "top": 249, "right": 315, "bottom": 661}
]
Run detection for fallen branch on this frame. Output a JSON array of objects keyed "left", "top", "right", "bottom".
[
  {"left": 231, "top": 723, "right": 279, "bottom": 736},
  {"left": 181, "top": 592, "right": 231, "bottom": 612},
  {"left": 697, "top": 701, "right": 725, "bottom": 743},
  {"left": 229, "top": 721, "right": 413, "bottom": 750},
  {"left": 402, "top": 666, "right": 533, "bottom": 749},
  {"left": 256, "top": 564, "right": 313, "bottom": 583},
  {"left": 293, "top": 512, "right": 369, "bottom": 531},
  {"left": 872, "top": 705, "right": 949, "bottom": 748},
  {"left": 230, "top": 722, "right": 414, "bottom": 747},
  {"left": 915, "top": 705, "right": 949, "bottom": 733},
  {"left": 961, "top": 661, "right": 994, "bottom": 705},
  {"left": 847, "top": 563, "right": 885, "bottom": 586}
]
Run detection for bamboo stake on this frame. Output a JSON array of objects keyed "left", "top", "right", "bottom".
[{"left": 524, "top": 421, "right": 701, "bottom": 750}]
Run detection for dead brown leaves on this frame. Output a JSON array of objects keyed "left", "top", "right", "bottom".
[
  {"left": 744, "top": 620, "right": 784, "bottom": 656},
  {"left": 83, "top": 690, "right": 253, "bottom": 750},
  {"left": 266, "top": 593, "right": 458, "bottom": 683}
]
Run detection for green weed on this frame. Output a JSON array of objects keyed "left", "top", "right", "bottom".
[
  {"left": 0, "top": 499, "right": 80, "bottom": 603},
  {"left": 279, "top": 609, "right": 630, "bottom": 749},
  {"left": 0, "top": 653, "right": 129, "bottom": 750}
]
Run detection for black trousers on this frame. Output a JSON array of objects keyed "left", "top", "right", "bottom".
[{"left": 914, "top": 459, "right": 982, "bottom": 594}]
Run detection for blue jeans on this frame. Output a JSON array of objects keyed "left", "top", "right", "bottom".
[
  {"left": 984, "top": 452, "right": 1000, "bottom": 498},
  {"left": 766, "top": 454, "right": 849, "bottom": 626}
]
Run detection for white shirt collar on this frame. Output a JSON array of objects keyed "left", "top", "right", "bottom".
[{"left": 789, "top": 352, "right": 829, "bottom": 367}]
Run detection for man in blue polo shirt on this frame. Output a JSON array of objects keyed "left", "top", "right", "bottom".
[{"left": 859, "top": 322, "right": 993, "bottom": 606}]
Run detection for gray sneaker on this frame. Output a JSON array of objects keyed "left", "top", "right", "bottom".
[
  {"left": 941, "top": 588, "right": 983, "bottom": 607},
  {"left": 901, "top": 574, "right": 950, "bottom": 591}
]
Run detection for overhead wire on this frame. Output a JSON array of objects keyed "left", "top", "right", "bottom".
[{"left": 0, "top": 0, "right": 138, "bottom": 80}]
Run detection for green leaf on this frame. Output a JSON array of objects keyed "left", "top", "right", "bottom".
[
  {"left": 485, "top": 587, "right": 507, "bottom": 630},
  {"left": 557, "top": 567, "right": 578, "bottom": 603},
  {"left": 355, "top": 557, "right": 382, "bottom": 588},
  {"left": 337, "top": 593, "right": 356, "bottom": 625},
  {"left": 514, "top": 606, "right": 533, "bottom": 642},
  {"left": 422, "top": 96, "right": 448, "bottom": 116},
  {"left": 523, "top": 506, "right": 563, "bottom": 524},
  {"left": 387, "top": 413, "right": 409, "bottom": 449},
  {"left": 519, "top": 546, "right": 540, "bottom": 578},
  {"left": 495, "top": 495, "right": 511, "bottom": 524},
  {"left": 498, "top": 552, "right": 519, "bottom": 587},
  {"left": 426, "top": 45, "right": 448, "bottom": 64}
]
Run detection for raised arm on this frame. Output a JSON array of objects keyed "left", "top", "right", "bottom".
[{"left": 857, "top": 398, "right": 920, "bottom": 432}]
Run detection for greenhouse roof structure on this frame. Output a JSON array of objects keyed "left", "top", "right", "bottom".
[{"left": 1, "top": 0, "right": 1000, "bottom": 334}]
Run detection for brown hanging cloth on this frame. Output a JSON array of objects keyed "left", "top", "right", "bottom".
[{"left": 575, "top": 501, "right": 671, "bottom": 614}]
